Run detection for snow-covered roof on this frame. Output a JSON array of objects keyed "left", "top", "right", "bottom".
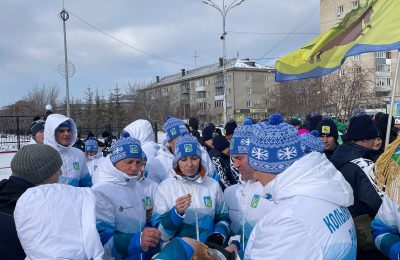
[{"left": 152, "top": 58, "right": 275, "bottom": 87}]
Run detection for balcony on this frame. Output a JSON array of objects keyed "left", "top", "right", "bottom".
[
  {"left": 196, "top": 97, "right": 206, "bottom": 103},
  {"left": 215, "top": 95, "right": 224, "bottom": 101},
  {"left": 195, "top": 85, "right": 206, "bottom": 92}
]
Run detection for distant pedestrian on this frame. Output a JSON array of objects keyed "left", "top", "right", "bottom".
[
  {"left": 29, "top": 119, "right": 45, "bottom": 144},
  {"left": 316, "top": 118, "right": 339, "bottom": 160}
]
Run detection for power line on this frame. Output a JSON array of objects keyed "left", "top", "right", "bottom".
[
  {"left": 67, "top": 9, "right": 193, "bottom": 68},
  {"left": 227, "top": 30, "right": 319, "bottom": 35},
  {"left": 256, "top": 5, "right": 319, "bottom": 60}
]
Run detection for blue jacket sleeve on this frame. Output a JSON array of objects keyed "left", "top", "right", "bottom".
[
  {"left": 372, "top": 195, "right": 400, "bottom": 260},
  {"left": 157, "top": 207, "right": 185, "bottom": 241}
]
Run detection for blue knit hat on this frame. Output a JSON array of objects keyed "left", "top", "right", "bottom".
[
  {"left": 173, "top": 135, "right": 202, "bottom": 168},
  {"left": 85, "top": 137, "right": 98, "bottom": 153},
  {"left": 230, "top": 120, "right": 253, "bottom": 155},
  {"left": 57, "top": 120, "right": 71, "bottom": 129},
  {"left": 163, "top": 117, "right": 189, "bottom": 142},
  {"left": 299, "top": 130, "right": 324, "bottom": 154},
  {"left": 248, "top": 114, "right": 304, "bottom": 174},
  {"left": 110, "top": 137, "right": 143, "bottom": 165}
]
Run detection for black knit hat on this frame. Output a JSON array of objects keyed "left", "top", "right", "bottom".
[
  {"left": 346, "top": 115, "right": 379, "bottom": 141},
  {"left": 213, "top": 135, "right": 230, "bottom": 152},
  {"left": 316, "top": 119, "right": 338, "bottom": 140},
  {"left": 305, "top": 113, "right": 322, "bottom": 131},
  {"left": 224, "top": 120, "right": 238, "bottom": 135},
  {"left": 11, "top": 144, "right": 62, "bottom": 185},
  {"left": 202, "top": 123, "right": 216, "bottom": 141},
  {"left": 31, "top": 119, "right": 45, "bottom": 138}
]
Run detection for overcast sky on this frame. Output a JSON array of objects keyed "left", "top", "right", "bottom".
[{"left": 0, "top": 0, "right": 320, "bottom": 108}]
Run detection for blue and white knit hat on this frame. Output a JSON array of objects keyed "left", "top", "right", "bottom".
[
  {"left": 110, "top": 137, "right": 143, "bottom": 165},
  {"left": 163, "top": 117, "right": 189, "bottom": 142},
  {"left": 85, "top": 137, "right": 99, "bottom": 153},
  {"left": 248, "top": 114, "right": 304, "bottom": 174},
  {"left": 230, "top": 119, "right": 253, "bottom": 155},
  {"left": 299, "top": 130, "right": 324, "bottom": 154},
  {"left": 173, "top": 135, "right": 202, "bottom": 168},
  {"left": 57, "top": 120, "right": 71, "bottom": 129}
]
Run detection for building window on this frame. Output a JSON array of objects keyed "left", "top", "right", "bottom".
[
  {"left": 227, "top": 75, "right": 232, "bottom": 82},
  {"left": 337, "top": 5, "right": 344, "bottom": 16},
  {"left": 265, "top": 75, "right": 270, "bottom": 82},
  {"left": 245, "top": 74, "right": 252, "bottom": 81},
  {"left": 227, "top": 101, "right": 232, "bottom": 107},
  {"left": 206, "top": 79, "right": 210, "bottom": 85},
  {"left": 208, "top": 104, "right": 211, "bottom": 109},
  {"left": 228, "top": 88, "right": 231, "bottom": 95},
  {"left": 215, "top": 100, "right": 224, "bottom": 108},
  {"left": 376, "top": 77, "right": 391, "bottom": 86},
  {"left": 195, "top": 79, "right": 205, "bottom": 87},
  {"left": 197, "top": 102, "right": 206, "bottom": 110},
  {"left": 246, "top": 101, "right": 252, "bottom": 108},
  {"left": 375, "top": 64, "right": 391, "bottom": 72},
  {"left": 375, "top": 51, "right": 391, "bottom": 59},
  {"left": 352, "top": 0, "right": 359, "bottom": 9},
  {"left": 196, "top": 91, "right": 206, "bottom": 98},
  {"left": 353, "top": 67, "right": 362, "bottom": 74},
  {"left": 246, "top": 88, "right": 252, "bottom": 94},
  {"left": 339, "top": 69, "right": 345, "bottom": 77},
  {"left": 353, "top": 54, "right": 360, "bottom": 61},
  {"left": 215, "top": 88, "right": 224, "bottom": 96}
]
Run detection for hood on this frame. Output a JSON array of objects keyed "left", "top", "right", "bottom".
[
  {"left": 14, "top": 184, "right": 104, "bottom": 260},
  {"left": 158, "top": 139, "right": 174, "bottom": 159},
  {"left": 265, "top": 152, "right": 354, "bottom": 207},
  {"left": 43, "top": 114, "right": 78, "bottom": 150},
  {"left": 95, "top": 155, "right": 139, "bottom": 187},
  {"left": 123, "top": 119, "right": 155, "bottom": 145},
  {"left": 331, "top": 143, "right": 374, "bottom": 169}
]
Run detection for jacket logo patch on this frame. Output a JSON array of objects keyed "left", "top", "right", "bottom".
[
  {"left": 321, "top": 126, "right": 331, "bottom": 134},
  {"left": 143, "top": 197, "right": 152, "bottom": 210},
  {"left": 251, "top": 195, "right": 260, "bottom": 208},
  {"left": 184, "top": 144, "right": 193, "bottom": 153},
  {"left": 73, "top": 162, "right": 80, "bottom": 171},
  {"left": 130, "top": 145, "right": 138, "bottom": 154},
  {"left": 203, "top": 196, "right": 212, "bottom": 208},
  {"left": 171, "top": 128, "right": 177, "bottom": 136}
]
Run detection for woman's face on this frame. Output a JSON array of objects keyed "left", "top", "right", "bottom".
[
  {"left": 372, "top": 137, "right": 382, "bottom": 151},
  {"left": 178, "top": 156, "right": 200, "bottom": 177}
]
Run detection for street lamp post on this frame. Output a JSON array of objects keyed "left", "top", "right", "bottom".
[
  {"left": 60, "top": 8, "right": 71, "bottom": 118},
  {"left": 202, "top": 0, "right": 246, "bottom": 125}
]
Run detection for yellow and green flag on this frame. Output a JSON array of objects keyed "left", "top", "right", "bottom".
[{"left": 276, "top": 0, "right": 400, "bottom": 82}]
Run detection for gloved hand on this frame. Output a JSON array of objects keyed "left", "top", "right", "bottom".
[{"left": 205, "top": 232, "right": 224, "bottom": 247}]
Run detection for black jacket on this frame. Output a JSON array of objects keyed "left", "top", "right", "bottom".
[
  {"left": 209, "top": 149, "right": 237, "bottom": 191},
  {"left": 331, "top": 143, "right": 382, "bottom": 218},
  {"left": 0, "top": 176, "right": 33, "bottom": 259}
]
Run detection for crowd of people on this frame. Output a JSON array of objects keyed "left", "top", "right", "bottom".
[{"left": 0, "top": 110, "right": 399, "bottom": 260}]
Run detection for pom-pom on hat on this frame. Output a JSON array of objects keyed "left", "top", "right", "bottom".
[
  {"left": 85, "top": 137, "right": 99, "bottom": 153},
  {"left": 163, "top": 117, "right": 189, "bottom": 142},
  {"left": 173, "top": 135, "right": 202, "bottom": 168},
  {"left": 248, "top": 114, "right": 304, "bottom": 174},
  {"left": 316, "top": 118, "right": 338, "bottom": 140},
  {"left": 230, "top": 121, "right": 253, "bottom": 155},
  {"left": 299, "top": 130, "right": 324, "bottom": 154},
  {"left": 110, "top": 137, "right": 143, "bottom": 165}
]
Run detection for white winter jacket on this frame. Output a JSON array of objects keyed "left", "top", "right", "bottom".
[
  {"left": 14, "top": 184, "right": 104, "bottom": 260},
  {"left": 44, "top": 114, "right": 91, "bottom": 187},
  {"left": 92, "top": 156, "right": 147, "bottom": 259},
  {"left": 245, "top": 152, "right": 356, "bottom": 260},
  {"left": 147, "top": 139, "right": 219, "bottom": 183},
  {"left": 86, "top": 149, "right": 104, "bottom": 183},
  {"left": 123, "top": 119, "right": 160, "bottom": 163},
  {"left": 152, "top": 159, "right": 230, "bottom": 244}
]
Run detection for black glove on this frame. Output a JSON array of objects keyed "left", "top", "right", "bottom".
[{"left": 205, "top": 232, "right": 224, "bottom": 247}]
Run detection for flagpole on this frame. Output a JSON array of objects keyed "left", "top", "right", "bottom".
[{"left": 384, "top": 49, "right": 400, "bottom": 149}]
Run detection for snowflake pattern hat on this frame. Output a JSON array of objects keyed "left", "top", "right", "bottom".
[
  {"left": 163, "top": 116, "right": 189, "bottom": 142},
  {"left": 173, "top": 135, "right": 202, "bottom": 168},
  {"left": 248, "top": 114, "right": 304, "bottom": 174},
  {"left": 230, "top": 119, "right": 253, "bottom": 155},
  {"left": 299, "top": 130, "right": 324, "bottom": 154}
]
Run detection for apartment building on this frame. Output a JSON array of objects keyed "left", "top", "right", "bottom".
[
  {"left": 139, "top": 58, "right": 276, "bottom": 124},
  {"left": 321, "top": 0, "right": 400, "bottom": 104}
]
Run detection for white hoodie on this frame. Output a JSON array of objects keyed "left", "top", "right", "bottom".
[
  {"left": 147, "top": 139, "right": 219, "bottom": 184},
  {"left": 123, "top": 119, "right": 160, "bottom": 163},
  {"left": 14, "top": 184, "right": 104, "bottom": 260},
  {"left": 86, "top": 148, "right": 104, "bottom": 184},
  {"left": 92, "top": 156, "right": 147, "bottom": 259},
  {"left": 44, "top": 114, "right": 92, "bottom": 187},
  {"left": 244, "top": 152, "right": 356, "bottom": 260}
]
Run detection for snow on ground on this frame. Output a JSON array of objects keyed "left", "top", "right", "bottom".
[{"left": 0, "top": 152, "right": 14, "bottom": 180}]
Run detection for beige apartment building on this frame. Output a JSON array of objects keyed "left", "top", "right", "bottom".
[
  {"left": 139, "top": 58, "right": 276, "bottom": 125},
  {"left": 321, "top": 0, "right": 400, "bottom": 106}
]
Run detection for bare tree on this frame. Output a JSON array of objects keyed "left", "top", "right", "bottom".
[{"left": 24, "top": 84, "right": 61, "bottom": 114}]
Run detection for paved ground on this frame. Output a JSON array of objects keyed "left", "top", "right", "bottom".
[{"left": 0, "top": 152, "right": 14, "bottom": 180}]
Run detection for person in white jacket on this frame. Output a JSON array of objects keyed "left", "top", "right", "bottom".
[
  {"left": 123, "top": 119, "right": 160, "bottom": 163},
  {"left": 147, "top": 116, "right": 219, "bottom": 184},
  {"left": 138, "top": 152, "right": 158, "bottom": 225},
  {"left": 14, "top": 184, "right": 104, "bottom": 260},
  {"left": 244, "top": 114, "right": 357, "bottom": 260},
  {"left": 92, "top": 136, "right": 161, "bottom": 259},
  {"left": 85, "top": 137, "right": 104, "bottom": 184},
  {"left": 43, "top": 114, "right": 92, "bottom": 187},
  {"left": 152, "top": 135, "right": 230, "bottom": 247}
]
